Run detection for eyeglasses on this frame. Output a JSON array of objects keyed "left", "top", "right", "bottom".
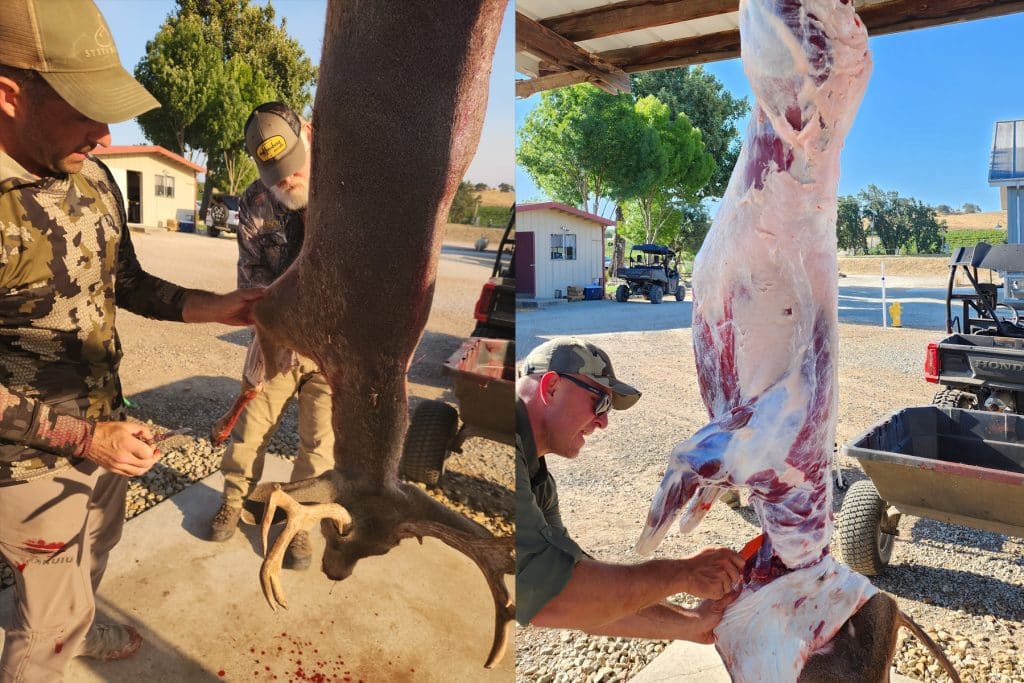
[{"left": 557, "top": 373, "right": 612, "bottom": 416}]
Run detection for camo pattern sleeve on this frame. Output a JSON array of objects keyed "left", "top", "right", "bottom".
[
  {"left": 236, "top": 179, "right": 302, "bottom": 290},
  {"left": 0, "top": 153, "right": 176, "bottom": 481}
]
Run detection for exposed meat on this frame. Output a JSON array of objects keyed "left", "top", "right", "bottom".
[{"left": 635, "top": 0, "right": 876, "bottom": 679}]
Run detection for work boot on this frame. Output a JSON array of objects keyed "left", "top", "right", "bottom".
[
  {"left": 285, "top": 530, "right": 313, "bottom": 571},
  {"left": 719, "top": 488, "right": 743, "bottom": 509},
  {"left": 78, "top": 623, "right": 143, "bottom": 661},
  {"left": 209, "top": 502, "right": 242, "bottom": 542}
]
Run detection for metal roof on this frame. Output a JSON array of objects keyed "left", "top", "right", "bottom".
[
  {"left": 989, "top": 120, "right": 1024, "bottom": 187},
  {"left": 516, "top": 0, "right": 1024, "bottom": 98}
]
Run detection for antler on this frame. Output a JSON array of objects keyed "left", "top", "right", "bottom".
[
  {"left": 397, "top": 520, "right": 514, "bottom": 668},
  {"left": 259, "top": 484, "right": 352, "bottom": 610}
]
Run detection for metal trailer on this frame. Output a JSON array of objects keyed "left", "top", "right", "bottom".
[
  {"left": 400, "top": 338, "right": 514, "bottom": 486},
  {"left": 836, "top": 406, "right": 1024, "bottom": 575}
]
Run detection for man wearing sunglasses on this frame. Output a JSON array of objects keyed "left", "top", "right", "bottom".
[{"left": 515, "top": 337, "right": 745, "bottom": 642}]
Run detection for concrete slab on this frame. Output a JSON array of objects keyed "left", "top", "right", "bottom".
[
  {"left": 1, "top": 467, "right": 513, "bottom": 682},
  {"left": 633, "top": 640, "right": 916, "bottom": 682}
]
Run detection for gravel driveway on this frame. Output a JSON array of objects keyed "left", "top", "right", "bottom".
[
  {"left": 0, "top": 230, "right": 513, "bottom": 589},
  {"left": 515, "top": 298, "right": 1022, "bottom": 683}
]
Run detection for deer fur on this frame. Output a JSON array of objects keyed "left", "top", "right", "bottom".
[
  {"left": 799, "top": 592, "right": 961, "bottom": 683},
  {"left": 244, "top": 0, "right": 513, "bottom": 668}
]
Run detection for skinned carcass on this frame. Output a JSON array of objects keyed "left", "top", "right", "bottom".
[
  {"left": 242, "top": 0, "right": 513, "bottom": 669},
  {"left": 634, "top": 1, "right": 958, "bottom": 681}
]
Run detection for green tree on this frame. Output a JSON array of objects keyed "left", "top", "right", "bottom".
[
  {"left": 517, "top": 84, "right": 657, "bottom": 216},
  {"left": 935, "top": 203, "right": 954, "bottom": 214},
  {"left": 449, "top": 182, "right": 481, "bottom": 224},
  {"left": 498, "top": 183, "right": 514, "bottom": 193},
  {"left": 858, "top": 185, "right": 945, "bottom": 254},
  {"left": 962, "top": 202, "right": 981, "bottom": 214},
  {"left": 619, "top": 96, "right": 714, "bottom": 245},
  {"left": 836, "top": 195, "right": 867, "bottom": 253},
  {"left": 671, "top": 203, "right": 712, "bottom": 256},
  {"left": 135, "top": 1, "right": 316, "bottom": 199},
  {"left": 631, "top": 66, "right": 749, "bottom": 200}
]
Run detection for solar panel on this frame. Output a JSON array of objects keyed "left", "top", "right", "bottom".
[{"left": 989, "top": 120, "right": 1024, "bottom": 186}]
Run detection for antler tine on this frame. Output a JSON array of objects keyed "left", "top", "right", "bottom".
[
  {"left": 259, "top": 485, "right": 352, "bottom": 611},
  {"left": 397, "top": 520, "right": 514, "bottom": 668}
]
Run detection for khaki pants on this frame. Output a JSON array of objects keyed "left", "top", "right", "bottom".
[
  {"left": 0, "top": 461, "right": 126, "bottom": 682},
  {"left": 220, "top": 358, "right": 334, "bottom": 506}
]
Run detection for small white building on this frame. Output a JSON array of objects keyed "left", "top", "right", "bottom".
[
  {"left": 516, "top": 202, "right": 614, "bottom": 300},
  {"left": 92, "top": 145, "right": 205, "bottom": 230}
]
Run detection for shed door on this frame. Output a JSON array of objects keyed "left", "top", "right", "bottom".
[{"left": 516, "top": 231, "right": 535, "bottom": 297}]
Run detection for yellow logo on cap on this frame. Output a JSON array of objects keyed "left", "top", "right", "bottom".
[{"left": 256, "top": 136, "right": 287, "bottom": 162}]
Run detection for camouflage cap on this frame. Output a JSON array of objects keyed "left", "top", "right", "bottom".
[
  {"left": 0, "top": 0, "right": 160, "bottom": 123},
  {"left": 244, "top": 101, "right": 306, "bottom": 189},
  {"left": 519, "top": 336, "right": 641, "bottom": 410}
]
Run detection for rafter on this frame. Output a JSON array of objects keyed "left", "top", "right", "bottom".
[
  {"left": 542, "top": 0, "right": 737, "bottom": 43},
  {"left": 516, "top": 11, "right": 631, "bottom": 95}
]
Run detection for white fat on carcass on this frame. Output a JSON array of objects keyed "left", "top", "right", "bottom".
[{"left": 715, "top": 556, "right": 878, "bottom": 683}]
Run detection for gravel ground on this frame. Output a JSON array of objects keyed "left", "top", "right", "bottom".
[
  {"left": 515, "top": 311, "right": 1023, "bottom": 683},
  {"left": 0, "top": 229, "right": 513, "bottom": 598}
]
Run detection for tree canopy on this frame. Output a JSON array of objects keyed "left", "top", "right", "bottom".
[
  {"left": 854, "top": 185, "right": 945, "bottom": 254},
  {"left": 135, "top": 0, "right": 316, "bottom": 195}
]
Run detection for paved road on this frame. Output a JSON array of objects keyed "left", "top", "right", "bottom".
[{"left": 518, "top": 275, "right": 974, "bottom": 357}]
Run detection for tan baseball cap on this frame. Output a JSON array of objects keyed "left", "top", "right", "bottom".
[
  {"left": 0, "top": 0, "right": 160, "bottom": 123},
  {"left": 244, "top": 101, "right": 306, "bottom": 188},
  {"left": 519, "top": 337, "right": 642, "bottom": 410}
]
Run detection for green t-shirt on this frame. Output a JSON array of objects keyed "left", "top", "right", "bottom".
[{"left": 515, "top": 399, "right": 584, "bottom": 625}]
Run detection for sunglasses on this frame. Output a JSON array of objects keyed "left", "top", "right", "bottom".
[{"left": 557, "top": 373, "right": 613, "bottom": 416}]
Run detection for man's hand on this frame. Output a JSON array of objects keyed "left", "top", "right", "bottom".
[
  {"left": 86, "top": 422, "right": 161, "bottom": 477},
  {"left": 684, "top": 591, "right": 741, "bottom": 644},
  {"left": 677, "top": 546, "right": 746, "bottom": 599},
  {"left": 183, "top": 288, "right": 266, "bottom": 326}
]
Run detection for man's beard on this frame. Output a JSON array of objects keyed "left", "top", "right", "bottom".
[{"left": 270, "top": 180, "right": 309, "bottom": 211}]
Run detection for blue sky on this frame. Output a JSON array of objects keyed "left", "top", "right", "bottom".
[
  {"left": 516, "top": 12, "right": 1024, "bottom": 214},
  {"left": 96, "top": 0, "right": 515, "bottom": 187}
]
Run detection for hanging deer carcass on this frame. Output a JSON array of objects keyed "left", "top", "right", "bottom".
[{"left": 243, "top": 0, "right": 513, "bottom": 668}]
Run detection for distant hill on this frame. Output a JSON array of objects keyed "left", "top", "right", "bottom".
[
  {"left": 938, "top": 211, "right": 1007, "bottom": 230},
  {"left": 477, "top": 189, "right": 514, "bottom": 208}
]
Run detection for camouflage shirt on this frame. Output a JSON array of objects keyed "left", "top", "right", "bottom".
[
  {"left": 235, "top": 179, "right": 305, "bottom": 378},
  {"left": 0, "top": 152, "right": 194, "bottom": 483}
]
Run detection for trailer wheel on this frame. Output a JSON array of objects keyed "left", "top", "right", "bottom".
[
  {"left": 649, "top": 284, "right": 664, "bottom": 304},
  {"left": 675, "top": 283, "right": 686, "bottom": 301},
  {"left": 931, "top": 388, "right": 977, "bottom": 409},
  {"left": 400, "top": 400, "right": 458, "bottom": 487},
  {"left": 836, "top": 480, "right": 898, "bottom": 575},
  {"left": 615, "top": 284, "right": 630, "bottom": 302}
]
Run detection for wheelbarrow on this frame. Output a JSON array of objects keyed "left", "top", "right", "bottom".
[
  {"left": 837, "top": 406, "right": 1024, "bottom": 575},
  {"left": 400, "top": 337, "right": 515, "bottom": 486}
]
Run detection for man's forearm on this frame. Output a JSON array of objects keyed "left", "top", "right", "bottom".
[
  {"left": 582, "top": 602, "right": 704, "bottom": 641},
  {"left": 181, "top": 290, "right": 219, "bottom": 323},
  {"left": 531, "top": 558, "right": 690, "bottom": 631}
]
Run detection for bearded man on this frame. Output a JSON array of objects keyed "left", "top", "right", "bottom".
[{"left": 207, "top": 102, "right": 333, "bottom": 570}]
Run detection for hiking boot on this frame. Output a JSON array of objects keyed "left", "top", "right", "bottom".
[
  {"left": 284, "top": 530, "right": 312, "bottom": 571},
  {"left": 209, "top": 502, "right": 242, "bottom": 542},
  {"left": 719, "top": 488, "right": 743, "bottom": 509},
  {"left": 78, "top": 623, "right": 143, "bottom": 661}
]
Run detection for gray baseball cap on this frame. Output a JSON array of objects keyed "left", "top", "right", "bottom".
[
  {"left": 0, "top": 0, "right": 160, "bottom": 123},
  {"left": 244, "top": 101, "right": 305, "bottom": 188},
  {"left": 519, "top": 337, "right": 641, "bottom": 410}
]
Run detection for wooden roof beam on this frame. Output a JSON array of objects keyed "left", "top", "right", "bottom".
[
  {"left": 542, "top": 0, "right": 737, "bottom": 43},
  {"left": 596, "top": 0, "right": 1024, "bottom": 74},
  {"left": 516, "top": 11, "right": 632, "bottom": 97}
]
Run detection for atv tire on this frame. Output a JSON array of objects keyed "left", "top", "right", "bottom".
[
  {"left": 615, "top": 284, "right": 630, "bottom": 303},
  {"left": 648, "top": 284, "right": 663, "bottom": 304},
  {"left": 836, "top": 480, "right": 898, "bottom": 576},
  {"left": 675, "top": 284, "right": 686, "bottom": 302},
  {"left": 400, "top": 401, "right": 458, "bottom": 487},
  {"left": 931, "top": 388, "right": 978, "bottom": 409}
]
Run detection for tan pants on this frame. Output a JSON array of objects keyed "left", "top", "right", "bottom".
[
  {"left": 0, "top": 461, "right": 126, "bottom": 682},
  {"left": 220, "top": 358, "right": 334, "bottom": 506}
]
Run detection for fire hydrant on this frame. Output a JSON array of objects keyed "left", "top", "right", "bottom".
[{"left": 888, "top": 301, "right": 902, "bottom": 328}]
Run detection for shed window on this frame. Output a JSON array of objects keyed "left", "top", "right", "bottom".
[
  {"left": 155, "top": 174, "right": 175, "bottom": 198},
  {"left": 550, "top": 233, "right": 576, "bottom": 260}
]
